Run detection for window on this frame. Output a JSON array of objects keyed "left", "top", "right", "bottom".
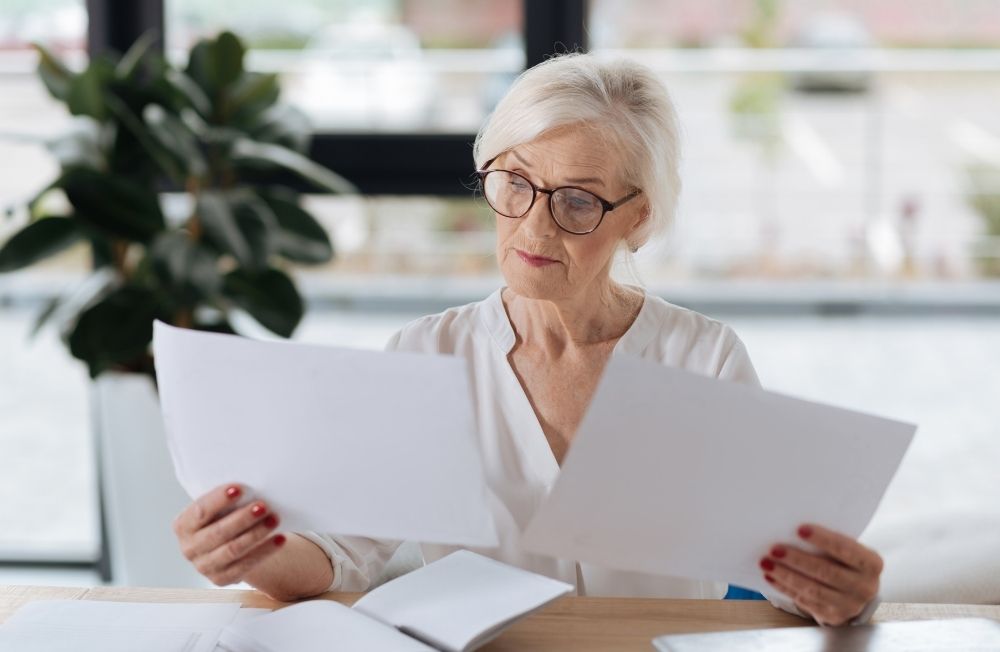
[
  {"left": 166, "top": 0, "right": 524, "bottom": 133},
  {"left": 588, "top": 0, "right": 1000, "bottom": 281}
]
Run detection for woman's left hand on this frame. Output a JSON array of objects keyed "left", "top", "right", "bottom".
[{"left": 761, "top": 523, "right": 882, "bottom": 626}]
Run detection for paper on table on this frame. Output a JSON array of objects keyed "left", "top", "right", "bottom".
[
  {"left": 217, "top": 601, "right": 435, "bottom": 652},
  {"left": 0, "top": 600, "right": 241, "bottom": 652},
  {"left": 153, "top": 321, "right": 497, "bottom": 547},
  {"left": 519, "top": 355, "right": 915, "bottom": 594}
]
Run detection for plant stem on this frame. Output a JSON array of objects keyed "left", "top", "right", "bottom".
[{"left": 111, "top": 239, "right": 130, "bottom": 278}]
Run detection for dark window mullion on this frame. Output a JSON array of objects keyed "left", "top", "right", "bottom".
[
  {"left": 86, "top": 0, "right": 164, "bottom": 59},
  {"left": 523, "top": 0, "right": 587, "bottom": 67}
]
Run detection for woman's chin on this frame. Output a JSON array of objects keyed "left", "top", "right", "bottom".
[{"left": 502, "top": 273, "right": 569, "bottom": 302}]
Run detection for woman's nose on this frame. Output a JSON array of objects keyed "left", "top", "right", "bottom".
[{"left": 520, "top": 193, "right": 559, "bottom": 239}]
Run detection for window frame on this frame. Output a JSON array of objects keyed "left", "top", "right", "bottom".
[{"left": 87, "top": 0, "right": 586, "bottom": 196}]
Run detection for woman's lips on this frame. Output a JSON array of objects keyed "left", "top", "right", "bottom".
[{"left": 515, "top": 249, "right": 559, "bottom": 267}]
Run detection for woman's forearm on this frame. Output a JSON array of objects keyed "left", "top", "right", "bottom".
[{"left": 243, "top": 533, "right": 334, "bottom": 601}]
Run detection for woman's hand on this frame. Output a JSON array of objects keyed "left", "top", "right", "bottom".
[
  {"left": 761, "top": 523, "right": 882, "bottom": 626},
  {"left": 173, "top": 483, "right": 286, "bottom": 587}
]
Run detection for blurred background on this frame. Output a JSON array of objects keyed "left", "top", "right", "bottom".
[{"left": 1, "top": 0, "right": 999, "bottom": 597}]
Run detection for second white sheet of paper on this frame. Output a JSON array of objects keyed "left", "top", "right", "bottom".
[
  {"left": 519, "top": 355, "right": 915, "bottom": 595},
  {"left": 153, "top": 321, "right": 498, "bottom": 547}
]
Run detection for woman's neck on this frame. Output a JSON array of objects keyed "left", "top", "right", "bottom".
[{"left": 502, "top": 280, "right": 643, "bottom": 356}]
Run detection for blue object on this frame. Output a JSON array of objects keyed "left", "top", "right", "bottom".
[{"left": 724, "top": 585, "right": 766, "bottom": 600}]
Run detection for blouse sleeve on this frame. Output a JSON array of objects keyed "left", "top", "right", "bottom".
[{"left": 294, "top": 328, "right": 409, "bottom": 592}]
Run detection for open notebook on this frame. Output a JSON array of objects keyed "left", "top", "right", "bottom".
[{"left": 219, "top": 551, "right": 573, "bottom": 652}]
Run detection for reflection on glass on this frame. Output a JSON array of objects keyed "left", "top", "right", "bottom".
[{"left": 166, "top": 0, "right": 524, "bottom": 132}]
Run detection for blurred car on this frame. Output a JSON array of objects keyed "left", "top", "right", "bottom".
[
  {"left": 288, "top": 23, "right": 437, "bottom": 130},
  {"left": 788, "top": 13, "right": 874, "bottom": 93}
]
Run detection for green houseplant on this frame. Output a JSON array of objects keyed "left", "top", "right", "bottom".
[
  {"left": 0, "top": 31, "right": 351, "bottom": 378},
  {"left": 0, "top": 31, "right": 353, "bottom": 587}
]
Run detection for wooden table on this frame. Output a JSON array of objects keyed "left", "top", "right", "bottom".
[{"left": 3, "top": 585, "right": 999, "bottom": 651}]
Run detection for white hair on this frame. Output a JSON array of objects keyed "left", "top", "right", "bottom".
[{"left": 473, "top": 52, "right": 681, "bottom": 250}]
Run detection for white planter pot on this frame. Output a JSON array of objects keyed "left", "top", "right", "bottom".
[{"left": 94, "top": 372, "right": 209, "bottom": 587}]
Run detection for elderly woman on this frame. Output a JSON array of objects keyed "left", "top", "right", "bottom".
[{"left": 172, "top": 53, "right": 882, "bottom": 626}]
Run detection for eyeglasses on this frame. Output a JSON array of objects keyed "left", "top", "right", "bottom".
[{"left": 474, "top": 162, "right": 642, "bottom": 235}]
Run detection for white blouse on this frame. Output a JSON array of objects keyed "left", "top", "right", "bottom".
[{"left": 302, "top": 287, "right": 793, "bottom": 610}]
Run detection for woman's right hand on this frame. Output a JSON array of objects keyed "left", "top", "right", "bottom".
[{"left": 173, "top": 483, "right": 286, "bottom": 587}]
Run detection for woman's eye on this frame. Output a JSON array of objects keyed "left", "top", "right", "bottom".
[{"left": 509, "top": 180, "right": 531, "bottom": 192}]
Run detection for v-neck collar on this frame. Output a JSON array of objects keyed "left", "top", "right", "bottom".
[
  {"left": 478, "top": 287, "right": 660, "bottom": 481},
  {"left": 480, "top": 286, "right": 659, "bottom": 357}
]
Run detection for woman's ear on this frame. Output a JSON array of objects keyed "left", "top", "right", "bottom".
[{"left": 625, "top": 201, "right": 651, "bottom": 251}]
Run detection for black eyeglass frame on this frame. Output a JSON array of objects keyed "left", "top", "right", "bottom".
[{"left": 474, "top": 156, "right": 643, "bottom": 235}]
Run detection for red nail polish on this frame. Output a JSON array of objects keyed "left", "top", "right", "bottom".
[
  {"left": 251, "top": 503, "right": 266, "bottom": 517},
  {"left": 263, "top": 515, "right": 278, "bottom": 529},
  {"left": 771, "top": 546, "right": 787, "bottom": 559},
  {"left": 226, "top": 486, "right": 241, "bottom": 499},
  {"left": 765, "top": 574, "right": 775, "bottom": 584},
  {"left": 798, "top": 525, "right": 813, "bottom": 539},
  {"left": 760, "top": 558, "right": 775, "bottom": 572},
  {"left": 273, "top": 534, "right": 286, "bottom": 547}
]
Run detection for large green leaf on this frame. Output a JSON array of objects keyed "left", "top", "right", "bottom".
[
  {"left": 166, "top": 69, "right": 212, "bottom": 117},
  {"left": 222, "top": 267, "right": 302, "bottom": 337},
  {"left": 228, "top": 72, "right": 280, "bottom": 125},
  {"left": 0, "top": 217, "right": 81, "bottom": 272},
  {"left": 250, "top": 104, "right": 311, "bottom": 153},
  {"left": 197, "top": 192, "right": 256, "bottom": 268},
  {"left": 59, "top": 167, "right": 165, "bottom": 242},
  {"left": 261, "top": 191, "right": 333, "bottom": 264},
  {"left": 232, "top": 197, "right": 279, "bottom": 271},
  {"left": 144, "top": 104, "right": 207, "bottom": 177},
  {"left": 105, "top": 93, "right": 184, "bottom": 183},
  {"left": 231, "top": 139, "right": 356, "bottom": 194},
  {"left": 186, "top": 30, "right": 246, "bottom": 99},
  {"left": 115, "top": 30, "right": 160, "bottom": 81},
  {"left": 68, "top": 284, "right": 161, "bottom": 378},
  {"left": 148, "top": 231, "right": 221, "bottom": 304},
  {"left": 67, "top": 59, "right": 113, "bottom": 120},
  {"left": 34, "top": 43, "right": 75, "bottom": 102}
]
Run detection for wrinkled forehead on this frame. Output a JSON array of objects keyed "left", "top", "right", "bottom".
[{"left": 497, "top": 123, "right": 627, "bottom": 190}]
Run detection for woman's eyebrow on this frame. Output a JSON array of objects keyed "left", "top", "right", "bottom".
[{"left": 509, "top": 150, "right": 605, "bottom": 186}]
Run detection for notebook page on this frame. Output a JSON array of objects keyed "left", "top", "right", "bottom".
[
  {"left": 353, "top": 550, "right": 573, "bottom": 652},
  {"left": 218, "top": 600, "right": 435, "bottom": 652}
]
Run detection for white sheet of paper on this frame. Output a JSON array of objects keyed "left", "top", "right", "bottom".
[
  {"left": 217, "top": 601, "right": 435, "bottom": 652},
  {"left": 152, "top": 321, "right": 497, "bottom": 546},
  {"left": 1, "top": 600, "right": 241, "bottom": 652},
  {"left": 519, "top": 355, "right": 916, "bottom": 594},
  {"left": 353, "top": 550, "right": 573, "bottom": 652}
]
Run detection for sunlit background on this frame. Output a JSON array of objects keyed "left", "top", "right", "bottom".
[{"left": 1, "top": 0, "right": 999, "bottom": 596}]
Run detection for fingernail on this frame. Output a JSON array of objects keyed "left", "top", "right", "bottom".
[
  {"left": 263, "top": 515, "right": 278, "bottom": 529},
  {"left": 251, "top": 503, "right": 266, "bottom": 517},
  {"left": 771, "top": 546, "right": 787, "bottom": 559},
  {"left": 760, "top": 558, "right": 775, "bottom": 572},
  {"left": 798, "top": 525, "right": 813, "bottom": 539},
  {"left": 226, "top": 486, "right": 241, "bottom": 499},
  {"left": 764, "top": 574, "right": 775, "bottom": 584},
  {"left": 273, "top": 534, "right": 286, "bottom": 547}
]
